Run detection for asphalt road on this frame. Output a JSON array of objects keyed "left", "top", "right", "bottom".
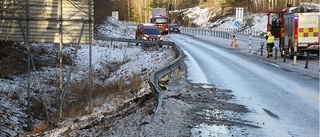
[{"left": 166, "top": 33, "right": 319, "bottom": 137}]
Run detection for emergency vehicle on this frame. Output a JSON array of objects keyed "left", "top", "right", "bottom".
[
  {"left": 267, "top": 3, "right": 319, "bottom": 58},
  {"left": 150, "top": 8, "right": 170, "bottom": 34}
]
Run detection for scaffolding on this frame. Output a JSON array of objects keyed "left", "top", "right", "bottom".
[{"left": 0, "top": 0, "right": 94, "bottom": 130}]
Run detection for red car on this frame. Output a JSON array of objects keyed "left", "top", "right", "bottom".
[{"left": 135, "top": 24, "right": 163, "bottom": 43}]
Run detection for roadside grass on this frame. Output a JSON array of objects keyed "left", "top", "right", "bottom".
[
  {"left": 27, "top": 48, "right": 147, "bottom": 134},
  {"left": 1, "top": 42, "right": 149, "bottom": 134}
]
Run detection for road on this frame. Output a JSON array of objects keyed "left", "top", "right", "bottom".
[
  {"left": 166, "top": 33, "right": 319, "bottom": 136},
  {"left": 57, "top": 33, "right": 319, "bottom": 137}
]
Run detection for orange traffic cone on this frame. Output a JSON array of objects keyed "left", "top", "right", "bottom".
[{"left": 234, "top": 40, "right": 239, "bottom": 48}]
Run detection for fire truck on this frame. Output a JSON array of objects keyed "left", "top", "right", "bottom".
[
  {"left": 150, "top": 8, "right": 170, "bottom": 34},
  {"left": 267, "top": 3, "right": 319, "bottom": 58}
]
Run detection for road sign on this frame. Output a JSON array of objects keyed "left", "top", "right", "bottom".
[
  {"left": 234, "top": 21, "right": 240, "bottom": 27},
  {"left": 236, "top": 7, "right": 244, "bottom": 19}
]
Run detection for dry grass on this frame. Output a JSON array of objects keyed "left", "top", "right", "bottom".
[
  {"left": 0, "top": 41, "right": 147, "bottom": 134},
  {"left": 0, "top": 41, "right": 72, "bottom": 79},
  {"left": 0, "top": 41, "right": 28, "bottom": 79},
  {"left": 31, "top": 73, "right": 146, "bottom": 134}
]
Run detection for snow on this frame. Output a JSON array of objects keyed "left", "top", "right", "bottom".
[
  {"left": 171, "top": 6, "right": 268, "bottom": 33},
  {"left": 0, "top": 6, "right": 273, "bottom": 136}
]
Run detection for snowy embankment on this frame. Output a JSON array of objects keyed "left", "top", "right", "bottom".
[{"left": 0, "top": 17, "right": 175, "bottom": 136}]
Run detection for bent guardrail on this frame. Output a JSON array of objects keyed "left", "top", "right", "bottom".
[
  {"left": 149, "top": 44, "right": 184, "bottom": 114},
  {"left": 95, "top": 36, "right": 184, "bottom": 115}
]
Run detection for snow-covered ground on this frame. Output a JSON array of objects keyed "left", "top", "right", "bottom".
[
  {"left": 0, "top": 17, "right": 175, "bottom": 136},
  {"left": 0, "top": 6, "right": 285, "bottom": 136},
  {"left": 171, "top": 6, "right": 268, "bottom": 33}
]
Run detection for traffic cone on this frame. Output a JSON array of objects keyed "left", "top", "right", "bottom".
[{"left": 233, "top": 39, "right": 239, "bottom": 48}]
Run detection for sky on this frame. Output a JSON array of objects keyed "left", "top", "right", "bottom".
[{"left": 0, "top": 6, "right": 269, "bottom": 136}]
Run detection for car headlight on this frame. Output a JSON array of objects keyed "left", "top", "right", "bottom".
[
  {"left": 143, "top": 34, "right": 149, "bottom": 40},
  {"left": 158, "top": 35, "right": 163, "bottom": 41},
  {"left": 165, "top": 28, "right": 169, "bottom": 31}
]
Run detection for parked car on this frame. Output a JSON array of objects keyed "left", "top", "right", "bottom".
[
  {"left": 135, "top": 24, "right": 163, "bottom": 46},
  {"left": 169, "top": 24, "right": 181, "bottom": 33}
]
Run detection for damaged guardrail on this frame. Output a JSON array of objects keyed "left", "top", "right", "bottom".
[
  {"left": 95, "top": 36, "right": 185, "bottom": 115},
  {"left": 148, "top": 44, "right": 184, "bottom": 114}
]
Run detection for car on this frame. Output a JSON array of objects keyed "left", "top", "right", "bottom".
[
  {"left": 169, "top": 24, "right": 181, "bottom": 33},
  {"left": 135, "top": 24, "right": 163, "bottom": 46}
]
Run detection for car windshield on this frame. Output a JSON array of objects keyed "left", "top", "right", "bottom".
[
  {"left": 155, "top": 18, "right": 168, "bottom": 24},
  {"left": 143, "top": 28, "right": 160, "bottom": 35},
  {"left": 170, "top": 24, "right": 179, "bottom": 27}
]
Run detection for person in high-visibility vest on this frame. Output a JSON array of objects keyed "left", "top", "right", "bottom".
[{"left": 266, "top": 30, "right": 275, "bottom": 57}]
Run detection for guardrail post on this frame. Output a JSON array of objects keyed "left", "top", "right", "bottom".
[
  {"left": 283, "top": 49, "right": 287, "bottom": 62},
  {"left": 142, "top": 39, "right": 145, "bottom": 47},
  {"left": 305, "top": 52, "right": 309, "bottom": 69},
  {"left": 260, "top": 45, "right": 263, "bottom": 56},
  {"left": 156, "top": 41, "right": 159, "bottom": 48},
  {"left": 128, "top": 39, "right": 130, "bottom": 46},
  {"left": 249, "top": 32, "right": 252, "bottom": 53},
  {"left": 293, "top": 45, "right": 297, "bottom": 65},
  {"left": 274, "top": 47, "right": 278, "bottom": 60}
]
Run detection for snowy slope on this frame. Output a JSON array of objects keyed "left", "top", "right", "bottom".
[{"left": 0, "top": 7, "right": 269, "bottom": 136}]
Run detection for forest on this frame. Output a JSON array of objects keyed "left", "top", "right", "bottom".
[{"left": 98, "top": 0, "right": 315, "bottom": 24}]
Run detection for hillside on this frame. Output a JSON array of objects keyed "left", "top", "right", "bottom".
[{"left": 170, "top": 5, "right": 267, "bottom": 33}]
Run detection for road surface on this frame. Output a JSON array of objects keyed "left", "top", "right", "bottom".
[{"left": 166, "top": 33, "right": 319, "bottom": 136}]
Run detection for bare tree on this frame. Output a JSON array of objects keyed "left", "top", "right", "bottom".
[{"left": 94, "top": 0, "right": 113, "bottom": 24}]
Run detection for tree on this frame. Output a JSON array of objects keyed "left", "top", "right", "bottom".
[{"left": 94, "top": 0, "right": 113, "bottom": 24}]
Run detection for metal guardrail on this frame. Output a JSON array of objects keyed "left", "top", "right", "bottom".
[
  {"left": 95, "top": 36, "right": 184, "bottom": 115},
  {"left": 181, "top": 27, "right": 318, "bottom": 68},
  {"left": 181, "top": 27, "right": 231, "bottom": 39},
  {"left": 181, "top": 27, "right": 265, "bottom": 37},
  {"left": 95, "top": 36, "right": 176, "bottom": 47},
  {"left": 149, "top": 45, "right": 184, "bottom": 114}
]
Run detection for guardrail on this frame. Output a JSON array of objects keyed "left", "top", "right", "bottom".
[
  {"left": 180, "top": 27, "right": 318, "bottom": 69},
  {"left": 181, "top": 27, "right": 264, "bottom": 37},
  {"left": 95, "top": 36, "right": 176, "bottom": 47},
  {"left": 95, "top": 36, "right": 184, "bottom": 115},
  {"left": 181, "top": 27, "right": 231, "bottom": 39},
  {"left": 149, "top": 44, "right": 184, "bottom": 114}
]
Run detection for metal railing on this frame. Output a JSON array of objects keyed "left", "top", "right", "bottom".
[
  {"left": 181, "top": 27, "right": 264, "bottom": 37},
  {"left": 95, "top": 36, "right": 184, "bottom": 114}
]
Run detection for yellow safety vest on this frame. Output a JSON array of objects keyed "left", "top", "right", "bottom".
[{"left": 267, "top": 31, "right": 275, "bottom": 43}]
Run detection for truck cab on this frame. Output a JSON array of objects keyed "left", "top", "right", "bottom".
[{"left": 150, "top": 15, "right": 170, "bottom": 34}]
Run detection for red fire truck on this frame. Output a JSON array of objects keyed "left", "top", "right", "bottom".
[
  {"left": 267, "top": 3, "right": 319, "bottom": 57},
  {"left": 150, "top": 8, "right": 170, "bottom": 34}
]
